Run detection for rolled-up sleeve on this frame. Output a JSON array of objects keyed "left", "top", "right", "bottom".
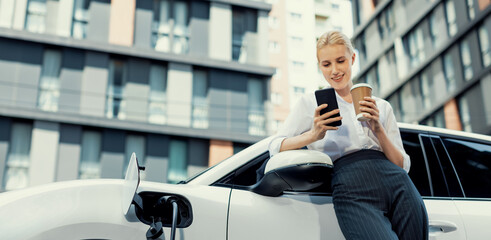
[
  {"left": 383, "top": 102, "right": 411, "bottom": 172},
  {"left": 268, "top": 95, "right": 314, "bottom": 157}
]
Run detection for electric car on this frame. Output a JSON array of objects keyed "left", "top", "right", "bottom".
[{"left": 0, "top": 123, "right": 490, "bottom": 240}]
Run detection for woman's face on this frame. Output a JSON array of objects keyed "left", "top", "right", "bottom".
[{"left": 318, "top": 44, "right": 355, "bottom": 92}]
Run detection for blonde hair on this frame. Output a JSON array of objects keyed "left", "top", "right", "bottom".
[{"left": 316, "top": 31, "right": 355, "bottom": 60}]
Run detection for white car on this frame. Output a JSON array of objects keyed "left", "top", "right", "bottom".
[{"left": 0, "top": 123, "right": 490, "bottom": 240}]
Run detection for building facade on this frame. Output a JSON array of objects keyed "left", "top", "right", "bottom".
[
  {"left": 351, "top": 0, "right": 491, "bottom": 135},
  {"left": 267, "top": 0, "right": 353, "bottom": 132},
  {"left": 0, "top": 0, "right": 274, "bottom": 192}
]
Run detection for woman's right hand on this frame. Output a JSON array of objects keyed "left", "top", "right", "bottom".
[{"left": 309, "top": 104, "right": 342, "bottom": 141}]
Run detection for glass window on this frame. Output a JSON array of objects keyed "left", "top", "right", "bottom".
[
  {"left": 269, "top": 41, "right": 280, "bottom": 53},
  {"left": 125, "top": 134, "right": 146, "bottom": 179},
  {"left": 430, "top": 137, "right": 464, "bottom": 197},
  {"left": 445, "top": 0, "right": 458, "bottom": 37},
  {"left": 79, "top": 130, "right": 101, "bottom": 179},
  {"left": 443, "top": 52, "right": 456, "bottom": 92},
  {"left": 192, "top": 70, "right": 209, "bottom": 129},
  {"left": 148, "top": 64, "right": 167, "bottom": 124},
  {"left": 420, "top": 136, "right": 449, "bottom": 197},
  {"left": 478, "top": 25, "right": 491, "bottom": 67},
  {"left": 268, "top": 16, "right": 279, "bottom": 29},
  {"left": 106, "top": 59, "right": 127, "bottom": 120},
  {"left": 458, "top": 97, "right": 472, "bottom": 132},
  {"left": 443, "top": 137, "right": 491, "bottom": 198},
  {"left": 460, "top": 39, "right": 473, "bottom": 81},
  {"left": 429, "top": 11, "right": 445, "bottom": 49},
  {"left": 152, "top": 0, "right": 190, "bottom": 54},
  {"left": 401, "top": 131, "right": 431, "bottom": 196},
  {"left": 0, "top": 0, "right": 15, "bottom": 28},
  {"left": 400, "top": 82, "right": 416, "bottom": 122},
  {"left": 419, "top": 72, "right": 432, "bottom": 110},
  {"left": 25, "top": 0, "right": 46, "bottom": 33},
  {"left": 168, "top": 139, "right": 187, "bottom": 183},
  {"left": 72, "top": 0, "right": 90, "bottom": 39},
  {"left": 232, "top": 7, "right": 257, "bottom": 62},
  {"left": 466, "top": 0, "right": 475, "bottom": 20},
  {"left": 292, "top": 86, "right": 305, "bottom": 107},
  {"left": 248, "top": 79, "right": 266, "bottom": 136},
  {"left": 2, "top": 122, "right": 32, "bottom": 191},
  {"left": 38, "top": 49, "right": 62, "bottom": 112},
  {"left": 407, "top": 27, "right": 425, "bottom": 68}
]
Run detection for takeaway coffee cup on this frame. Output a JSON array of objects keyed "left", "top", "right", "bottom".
[{"left": 350, "top": 83, "right": 373, "bottom": 121}]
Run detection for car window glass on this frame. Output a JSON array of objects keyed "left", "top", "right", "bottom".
[
  {"left": 401, "top": 132, "right": 431, "bottom": 196},
  {"left": 430, "top": 137, "right": 464, "bottom": 197},
  {"left": 442, "top": 138, "right": 491, "bottom": 198},
  {"left": 420, "top": 136, "right": 449, "bottom": 197}
]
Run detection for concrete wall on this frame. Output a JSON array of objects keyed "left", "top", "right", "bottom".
[
  {"left": 209, "top": 2, "right": 232, "bottom": 61},
  {"left": 87, "top": 0, "right": 110, "bottom": 42},
  {"left": 80, "top": 51, "right": 109, "bottom": 116},
  {"left": 109, "top": 0, "right": 135, "bottom": 46},
  {"left": 167, "top": 63, "right": 193, "bottom": 127},
  {"left": 29, "top": 121, "right": 60, "bottom": 187}
]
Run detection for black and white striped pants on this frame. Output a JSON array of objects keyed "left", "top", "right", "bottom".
[{"left": 332, "top": 150, "right": 428, "bottom": 240}]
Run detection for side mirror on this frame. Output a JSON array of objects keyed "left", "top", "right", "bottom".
[{"left": 250, "top": 150, "right": 333, "bottom": 197}]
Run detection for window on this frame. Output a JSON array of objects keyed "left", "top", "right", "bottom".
[
  {"left": 79, "top": 130, "right": 101, "bottom": 179},
  {"left": 407, "top": 27, "right": 425, "bottom": 68},
  {"left": 445, "top": 0, "right": 458, "bottom": 37},
  {"left": 271, "top": 92, "right": 282, "bottom": 105},
  {"left": 106, "top": 59, "right": 127, "bottom": 120},
  {"left": 269, "top": 41, "right": 280, "bottom": 53},
  {"left": 458, "top": 97, "right": 472, "bottom": 132},
  {"left": 148, "top": 64, "right": 167, "bottom": 124},
  {"left": 443, "top": 53, "right": 456, "bottom": 92},
  {"left": 248, "top": 79, "right": 266, "bottom": 136},
  {"left": 443, "top": 137, "right": 491, "bottom": 198},
  {"left": 401, "top": 132, "right": 431, "bottom": 196},
  {"left": 268, "top": 16, "right": 279, "bottom": 29},
  {"left": 466, "top": 0, "right": 475, "bottom": 20},
  {"left": 152, "top": 0, "right": 190, "bottom": 54},
  {"left": 232, "top": 7, "right": 257, "bottom": 62},
  {"left": 423, "top": 108, "right": 446, "bottom": 128},
  {"left": 377, "top": 4, "right": 395, "bottom": 39},
  {"left": 191, "top": 70, "right": 209, "bottom": 129},
  {"left": 292, "top": 86, "right": 305, "bottom": 106},
  {"left": 429, "top": 12, "right": 444, "bottom": 49},
  {"left": 419, "top": 136, "right": 449, "bottom": 197},
  {"left": 125, "top": 134, "right": 146, "bottom": 179},
  {"left": 460, "top": 39, "right": 473, "bottom": 81},
  {"left": 291, "top": 61, "right": 304, "bottom": 71},
  {"left": 478, "top": 25, "right": 491, "bottom": 67},
  {"left": 25, "top": 0, "right": 46, "bottom": 33},
  {"left": 331, "top": 3, "right": 339, "bottom": 10},
  {"left": 290, "top": 12, "right": 302, "bottom": 23},
  {"left": 419, "top": 72, "right": 432, "bottom": 110},
  {"left": 290, "top": 36, "right": 303, "bottom": 47},
  {"left": 168, "top": 139, "right": 188, "bottom": 183},
  {"left": 2, "top": 122, "right": 32, "bottom": 191},
  {"left": 72, "top": 0, "right": 90, "bottom": 39},
  {"left": 38, "top": 49, "right": 62, "bottom": 112},
  {"left": 0, "top": 0, "right": 15, "bottom": 28}
]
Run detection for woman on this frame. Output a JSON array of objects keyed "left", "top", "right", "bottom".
[{"left": 268, "top": 31, "right": 428, "bottom": 239}]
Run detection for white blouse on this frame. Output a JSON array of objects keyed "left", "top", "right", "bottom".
[{"left": 268, "top": 90, "right": 411, "bottom": 172}]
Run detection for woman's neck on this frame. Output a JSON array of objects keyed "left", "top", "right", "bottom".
[{"left": 335, "top": 87, "right": 353, "bottom": 103}]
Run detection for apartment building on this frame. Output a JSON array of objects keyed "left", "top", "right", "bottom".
[
  {"left": 0, "top": 0, "right": 274, "bottom": 191},
  {"left": 351, "top": 0, "right": 491, "bottom": 134},
  {"left": 268, "top": 0, "right": 353, "bottom": 132}
]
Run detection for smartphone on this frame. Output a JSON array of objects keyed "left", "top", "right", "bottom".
[{"left": 314, "top": 88, "right": 342, "bottom": 127}]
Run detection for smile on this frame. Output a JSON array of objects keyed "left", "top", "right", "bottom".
[{"left": 331, "top": 74, "right": 344, "bottom": 81}]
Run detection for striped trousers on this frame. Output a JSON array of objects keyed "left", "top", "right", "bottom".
[{"left": 331, "top": 150, "right": 428, "bottom": 240}]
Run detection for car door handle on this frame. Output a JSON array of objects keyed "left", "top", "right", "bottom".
[{"left": 429, "top": 220, "right": 458, "bottom": 233}]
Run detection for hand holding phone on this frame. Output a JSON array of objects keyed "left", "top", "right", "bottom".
[{"left": 315, "top": 88, "right": 342, "bottom": 127}]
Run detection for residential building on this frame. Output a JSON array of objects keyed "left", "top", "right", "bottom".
[
  {"left": 351, "top": 0, "right": 491, "bottom": 135},
  {"left": 0, "top": 0, "right": 274, "bottom": 191}
]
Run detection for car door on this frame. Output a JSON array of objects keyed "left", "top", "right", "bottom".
[
  {"left": 400, "top": 131, "right": 467, "bottom": 240},
  {"left": 221, "top": 152, "right": 344, "bottom": 240},
  {"left": 439, "top": 136, "right": 491, "bottom": 240}
]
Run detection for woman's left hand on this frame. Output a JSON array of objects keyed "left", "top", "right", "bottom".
[{"left": 359, "top": 97, "right": 384, "bottom": 134}]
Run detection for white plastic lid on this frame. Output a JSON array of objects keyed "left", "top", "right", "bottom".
[{"left": 350, "top": 83, "right": 372, "bottom": 91}]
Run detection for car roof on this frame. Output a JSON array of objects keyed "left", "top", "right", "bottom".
[{"left": 397, "top": 122, "right": 491, "bottom": 143}]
